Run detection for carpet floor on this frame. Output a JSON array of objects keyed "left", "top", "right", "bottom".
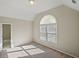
[{"left": 0, "top": 42, "right": 72, "bottom": 58}]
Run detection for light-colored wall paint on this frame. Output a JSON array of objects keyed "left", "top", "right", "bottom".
[
  {"left": 33, "top": 5, "right": 79, "bottom": 57},
  {"left": 0, "top": 16, "right": 32, "bottom": 47}
]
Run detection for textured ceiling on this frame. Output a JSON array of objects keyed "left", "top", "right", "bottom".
[{"left": 0, "top": 0, "right": 79, "bottom": 21}]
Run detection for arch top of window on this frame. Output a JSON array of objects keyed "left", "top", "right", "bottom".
[{"left": 40, "top": 15, "right": 56, "bottom": 24}]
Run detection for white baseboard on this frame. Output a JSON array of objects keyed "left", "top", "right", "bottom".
[
  {"left": 34, "top": 41, "right": 78, "bottom": 58},
  {"left": 52, "top": 47, "right": 78, "bottom": 58}
]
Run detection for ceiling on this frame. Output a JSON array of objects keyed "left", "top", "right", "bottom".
[
  {"left": 62, "top": 0, "right": 79, "bottom": 12},
  {"left": 0, "top": 0, "right": 79, "bottom": 21}
]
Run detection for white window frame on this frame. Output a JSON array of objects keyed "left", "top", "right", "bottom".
[{"left": 40, "top": 15, "right": 57, "bottom": 43}]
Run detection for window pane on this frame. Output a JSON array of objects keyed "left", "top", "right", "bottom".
[
  {"left": 47, "top": 24, "right": 56, "bottom": 33},
  {"left": 40, "top": 33, "right": 46, "bottom": 40},
  {"left": 40, "top": 25, "right": 46, "bottom": 33},
  {"left": 48, "top": 33, "right": 56, "bottom": 41},
  {"left": 40, "top": 15, "right": 57, "bottom": 43}
]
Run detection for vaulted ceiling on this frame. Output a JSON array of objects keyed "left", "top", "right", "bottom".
[
  {"left": 62, "top": 0, "right": 79, "bottom": 12},
  {"left": 0, "top": 0, "right": 79, "bottom": 21}
]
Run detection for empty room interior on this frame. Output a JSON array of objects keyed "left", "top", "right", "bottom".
[{"left": 0, "top": 0, "right": 79, "bottom": 58}]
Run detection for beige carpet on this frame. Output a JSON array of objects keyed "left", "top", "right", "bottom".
[{"left": 0, "top": 42, "right": 72, "bottom": 58}]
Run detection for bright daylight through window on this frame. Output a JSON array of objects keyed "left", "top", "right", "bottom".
[{"left": 40, "top": 15, "right": 57, "bottom": 43}]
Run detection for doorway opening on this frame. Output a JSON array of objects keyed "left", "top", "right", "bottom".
[{"left": 2, "top": 24, "right": 11, "bottom": 49}]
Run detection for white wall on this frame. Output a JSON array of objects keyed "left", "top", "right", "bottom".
[
  {"left": 33, "top": 5, "right": 79, "bottom": 57},
  {"left": 0, "top": 16, "right": 32, "bottom": 47}
]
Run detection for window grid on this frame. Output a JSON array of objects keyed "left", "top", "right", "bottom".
[{"left": 40, "top": 23, "right": 56, "bottom": 41}]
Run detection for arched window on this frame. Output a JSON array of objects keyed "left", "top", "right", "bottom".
[{"left": 40, "top": 15, "right": 57, "bottom": 43}]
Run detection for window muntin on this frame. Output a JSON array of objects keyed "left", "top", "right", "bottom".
[{"left": 40, "top": 15, "right": 57, "bottom": 42}]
